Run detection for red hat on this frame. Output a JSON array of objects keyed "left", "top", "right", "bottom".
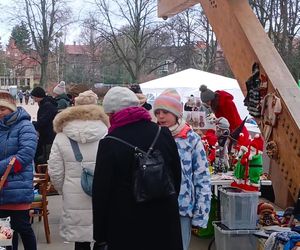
[
  {"left": 236, "top": 133, "right": 250, "bottom": 151},
  {"left": 203, "top": 129, "right": 217, "bottom": 146},
  {"left": 257, "top": 202, "right": 274, "bottom": 215},
  {"left": 250, "top": 134, "right": 264, "bottom": 153}
]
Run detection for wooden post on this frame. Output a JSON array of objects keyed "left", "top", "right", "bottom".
[{"left": 158, "top": 0, "right": 300, "bottom": 207}]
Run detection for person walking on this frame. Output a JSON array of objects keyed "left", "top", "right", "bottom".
[
  {"left": 92, "top": 87, "right": 183, "bottom": 250},
  {"left": 153, "top": 88, "right": 211, "bottom": 250},
  {"left": 24, "top": 90, "right": 30, "bottom": 105},
  {"left": 17, "top": 90, "right": 23, "bottom": 104},
  {"left": 0, "top": 90, "right": 38, "bottom": 250},
  {"left": 31, "top": 86, "right": 58, "bottom": 165},
  {"left": 48, "top": 90, "right": 109, "bottom": 250}
]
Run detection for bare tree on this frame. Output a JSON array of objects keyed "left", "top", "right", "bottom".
[
  {"left": 93, "top": 0, "right": 161, "bottom": 82},
  {"left": 250, "top": 0, "right": 300, "bottom": 80},
  {"left": 21, "top": 0, "right": 71, "bottom": 87},
  {"left": 80, "top": 17, "right": 104, "bottom": 84}
]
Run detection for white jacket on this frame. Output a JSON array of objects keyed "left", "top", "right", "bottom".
[{"left": 48, "top": 105, "right": 109, "bottom": 242}]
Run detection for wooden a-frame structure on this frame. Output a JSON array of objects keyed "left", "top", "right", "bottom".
[{"left": 158, "top": 0, "right": 300, "bottom": 208}]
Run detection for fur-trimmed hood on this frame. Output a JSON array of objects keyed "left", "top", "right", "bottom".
[{"left": 53, "top": 105, "right": 109, "bottom": 143}]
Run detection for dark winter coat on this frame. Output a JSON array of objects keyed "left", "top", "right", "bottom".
[
  {"left": 93, "top": 120, "right": 183, "bottom": 250},
  {"left": 33, "top": 96, "right": 58, "bottom": 145},
  {"left": 55, "top": 93, "right": 71, "bottom": 111},
  {"left": 0, "top": 107, "right": 37, "bottom": 205}
]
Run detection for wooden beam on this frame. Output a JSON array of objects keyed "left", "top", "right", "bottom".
[{"left": 157, "top": 0, "right": 199, "bottom": 18}]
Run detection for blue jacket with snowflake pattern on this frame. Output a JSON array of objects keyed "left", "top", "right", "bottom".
[{"left": 175, "top": 125, "right": 211, "bottom": 228}]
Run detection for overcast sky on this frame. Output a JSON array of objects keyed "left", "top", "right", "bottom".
[{"left": 0, "top": 0, "right": 93, "bottom": 46}]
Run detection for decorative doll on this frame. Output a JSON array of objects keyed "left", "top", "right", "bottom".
[
  {"left": 248, "top": 134, "right": 264, "bottom": 187},
  {"left": 202, "top": 129, "right": 218, "bottom": 167},
  {"left": 215, "top": 117, "right": 230, "bottom": 173},
  {"left": 233, "top": 133, "right": 250, "bottom": 184},
  {"left": 257, "top": 202, "right": 280, "bottom": 226}
]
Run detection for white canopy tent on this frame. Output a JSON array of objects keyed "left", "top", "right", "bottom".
[{"left": 140, "top": 68, "right": 250, "bottom": 120}]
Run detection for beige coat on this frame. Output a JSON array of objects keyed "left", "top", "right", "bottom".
[{"left": 48, "top": 105, "right": 108, "bottom": 242}]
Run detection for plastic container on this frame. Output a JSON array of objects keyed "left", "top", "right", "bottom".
[
  {"left": 219, "top": 187, "right": 259, "bottom": 229},
  {"left": 213, "top": 221, "right": 258, "bottom": 250}
]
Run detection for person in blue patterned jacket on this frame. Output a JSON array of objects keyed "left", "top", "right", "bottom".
[
  {"left": 154, "top": 88, "right": 211, "bottom": 250},
  {"left": 0, "top": 90, "right": 38, "bottom": 250}
]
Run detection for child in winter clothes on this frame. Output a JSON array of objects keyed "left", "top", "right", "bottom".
[{"left": 154, "top": 88, "right": 211, "bottom": 250}]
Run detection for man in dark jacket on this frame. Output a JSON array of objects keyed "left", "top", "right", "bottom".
[
  {"left": 31, "top": 86, "right": 58, "bottom": 164},
  {"left": 93, "top": 87, "right": 183, "bottom": 250}
]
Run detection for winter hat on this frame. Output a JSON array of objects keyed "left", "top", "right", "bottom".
[
  {"left": 153, "top": 88, "right": 183, "bottom": 118},
  {"left": 75, "top": 90, "right": 98, "bottom": 106},
  {"left": 199, "top": 85, "right": 216, "bottom": 103},
  {"left": 237, "top": 133, "right": 250, "bottom": 152},
  {"left": 216, "top": 117, "right": 230, "bottom": 130},
  {"left": 129, "top": 84, "right": 142, "bottom": 94},
  {"left": 102, "top": 86, "right": 140, "bottom": 114},
  {"left": 203, "top": 129, "right": 218, "bottom": 146},
  {"left": 53, "top": 81, "right": 66, "bottom": 95},
  {"left": 31, "top": 87, "right": 46, "bottom": 98},
  {"left": 0, "top": 90, "right": 17, "bottom": 112},
  {"left": 250, "top": 134, "right": 264, "bottom": 154},
  {"left": 257, "top": 202, "right": 275, "bottom": 215}
]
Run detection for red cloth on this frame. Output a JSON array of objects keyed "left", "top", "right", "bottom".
[
  {"left": 0, "top": 203, "right": 31, "bottom": 210},
  {"left": 174, "top": 124, "right": 191, "bottom": 139},
  {"left": 108, "top": 106, "right": 152, "bottom": 133},
  {"left": 13, "top": 158, "right": 22, "bottom": 173},
  {"left": 215, "top": 90, "right": 249, "bottom": 138}
]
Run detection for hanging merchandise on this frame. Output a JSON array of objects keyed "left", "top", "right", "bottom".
[
  {"left": 259, "top": 74, "right": 268, "bottom": 97},
  {"left": 261, "top": 93, "right": 282, "bottom": 142},
  {"left": 244, "top": 62, "right": 262, "bottom": 117},
  {"left": 266, "top": 140, "right": 279, "bottom": 159}
]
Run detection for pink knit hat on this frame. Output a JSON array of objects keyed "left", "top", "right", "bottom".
[{"left": 153, "top": 88, "right": 183, "bottom": 118}]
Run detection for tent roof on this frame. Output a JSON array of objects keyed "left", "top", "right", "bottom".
[
  {"left": 140, "top": 68, "right": 251, "bottom": 120},
  {"left": 140, "top": 68, "right": 240, "bottom": 90}
]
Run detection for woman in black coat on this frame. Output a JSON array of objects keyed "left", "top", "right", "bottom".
[{"left": 92, "top": 87, "right": 183, "bottom": 250}]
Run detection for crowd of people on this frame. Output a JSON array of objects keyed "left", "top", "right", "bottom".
[{"left": 0, "top": 81, "right": 249, "bottom": 250}]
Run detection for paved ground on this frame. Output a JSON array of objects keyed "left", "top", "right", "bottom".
[
  {"left": 24, "top": 195, "right": 215, "bottom": 250},
  {"left": 18, "top": 103, "right": 216, "bottom": 250}
]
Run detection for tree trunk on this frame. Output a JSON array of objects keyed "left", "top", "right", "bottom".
[{"left": 40, "top": 57, "right": 48, "bottom": 88}]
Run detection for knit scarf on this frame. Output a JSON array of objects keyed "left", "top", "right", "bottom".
[
  {"left": 108, "top": 106, "right": 152, "bottom": 133},
  {"left": 169, "top": 119, "right": 191, "bottom": 138}
]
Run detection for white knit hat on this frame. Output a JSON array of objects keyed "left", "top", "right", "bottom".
[
  {"left": 102, "top": 87, "right": 139, "bottom": 113},
  {"left": 75, "top": 90, "right": 98, "bottom": 105},
  {"left": 53, "top": 81, "right": 66, "bottom": 95},
  {"left": 0, "top": 90, "right": 17, "bottom": 112}
]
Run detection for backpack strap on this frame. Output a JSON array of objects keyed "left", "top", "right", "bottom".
[
  {"left": 147, "top": 126, "right": 161, "bottom": 155},
  {"left": 68, "top": 138, "right": 83, "bottom": 162},
  {"left": 105, "top": 126, "right": 161, "bottom": 156}
]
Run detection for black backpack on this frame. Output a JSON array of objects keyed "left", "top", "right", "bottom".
[{"left": 106, "top": 127, "right": 176, "bottom": 203}]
